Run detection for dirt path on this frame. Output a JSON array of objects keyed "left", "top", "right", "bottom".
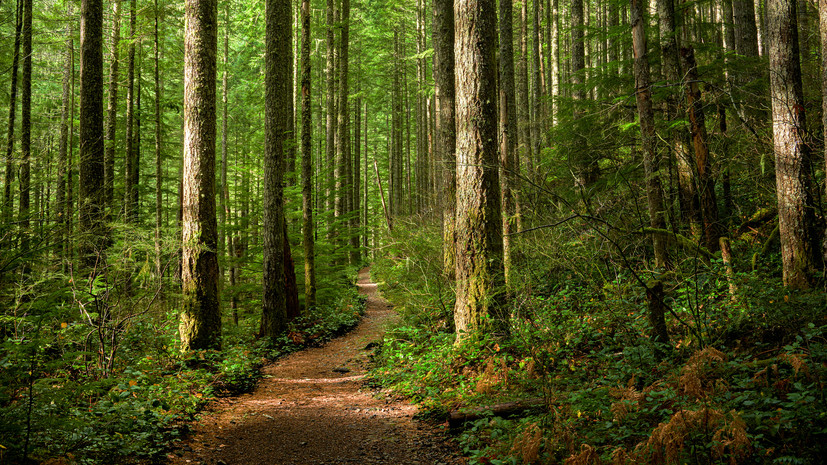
[{"left": 168, "top": 267, "right": 464, "bottom": 465}]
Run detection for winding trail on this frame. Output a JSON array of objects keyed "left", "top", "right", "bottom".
[{"left": 168, "top": 267, "right": 464, "bottom": 465}]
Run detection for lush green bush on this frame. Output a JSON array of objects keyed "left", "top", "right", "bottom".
[{"left": 369, "top": 217, "right": 827, "bottom": 465}]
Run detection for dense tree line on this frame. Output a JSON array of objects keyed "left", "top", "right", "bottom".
[{"left": 1, "top": 0, "right": 827, "bottom": 460}]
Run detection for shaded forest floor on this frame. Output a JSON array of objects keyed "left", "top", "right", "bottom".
[{"left": 166, "top": 268, "right": 464, "bottom": 465}]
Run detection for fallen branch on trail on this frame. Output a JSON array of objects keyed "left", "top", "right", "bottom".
[{"left": 448, "top": 398, "right": 546, "bottom": 429}]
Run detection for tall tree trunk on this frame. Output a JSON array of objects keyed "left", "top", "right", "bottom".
[
  {"left": 551, "top": 0, "right": 560, "bottom": 126},
  {"left": 301, "top": 0, "right": 316, "bottom": 307},
  {"left": 499, "top": 0, "right": 517, "bottom": 288},
  {"left": 529, "top": 0, "right": 541, "bottom": 182},
  {"left": 454, "top": 0, "right": 506, "bottom": 339},
  {"left": 79, "top": 0, "right": 106, "bottom": 266},
  {"left": 334, "top": 0, "right": 351, "bottom": 254},
  {"left": 352, "top": 54, "right": 361, "bottom": 264},
  {"left": 571, "top": 0, "right": 595, "bottom": 187},
  {"left": 219, "top": 3, "right": 230, "bottom": 286},
  {"left": 105, "top": 0, "right": 120, "bottom": 213},
  {"left": 19, "top": 0, "right": 32, "bottom": 261},
  {"left": 124, "top": 0, "right": 137, "bottom": 222},
  {"left": 325, "top": 0, "right": 337, "bottom": 216},
  {"left": 681, "top": 47, "right": 722, "bottom": 252},
  {"left": 434, "top": 0, "right": 456, "bottom": 277},
  {"left": 632, "top": 0, "right": 668, "bottom": 268},
  {"left": 154, "top": 0, "right": 164, "bottom": 277},
  {"left": 58, "top": 13, "right": 73, "bottom": 259},
  {"left": 4, "top": 0, "right": 23, "bottom": 226},
  {"left": 767, "top": 0, "right": 819, "bottom": 288},
  {"left": 67, "top": 37, "right": 76, "bottom": 260},
  {"left": 134, "top": 48, "right": 142, "bottom": 221},
  {"left": 821, "top": 0, "right": 827, "bottom": 225},
  {"left": 260, "top": 0, "right": 291, "bottom": 339},
  {"left": 180, "top": 0, "right": 221, "bottom": 350}
]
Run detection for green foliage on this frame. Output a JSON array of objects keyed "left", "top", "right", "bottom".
[
  {"left": 370, "top": 213, "right": 827, "bottom": 465},
  {"left": 0, "top": 217, "right": 365, "bottom": 464}
]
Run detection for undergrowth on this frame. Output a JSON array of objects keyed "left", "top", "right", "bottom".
[
  {"left": 369, "top": 219, "right": 827, "bottom": 465},
  {"left": 0, "top": 224, "right": 365, "bottom": 465}
]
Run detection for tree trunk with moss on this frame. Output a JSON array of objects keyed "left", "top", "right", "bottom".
[
  {"left": 632, "top": 0, "right": 668, "bottom": 269},
  {"left": 79, "top": 0, "right": 107, "bottom": 266},
  {"left": 301, "top": 0, "right": 316, "bottom": 308},
  {"left": 180, "top": 0, "right": 221, "bottom": 350},
  {"left": 435, "top": 0, "right": 456, "bottom": 279},
  {"left": 499, "top": 0, "right": 517, "bottom": 288},
  {"left": 260, "top": 0, "right": 291, "bottom": 339},
  {"left": 767, "top": 0, "right": 819, "bottom": 289},
  {"left": 454, "top": 0, "right": 506, "bottom": 340}
]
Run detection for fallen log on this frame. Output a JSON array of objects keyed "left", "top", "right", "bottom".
[{"left": 449, "top": 398, "right": 546, "bottom": 429}]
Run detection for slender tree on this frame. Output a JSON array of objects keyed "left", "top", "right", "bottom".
[
  {"left": 767, "top": 0, "right": 819, "bottom": 288},
  {"left": 4, "top": 0, "right": 23, "bottom": 224},
  {"left": 681, "top": 47, "right": 722, "bottom": 252},
  {"left": 454, "top": 0, "right": 506, "bottom": 339},
  {"left": 124, "top": 0, "right": 138, "bottom": 222},
  {"left": 57, "top": 11, "right": 73, "bottom": 258},
  {"left": 19, "top": 0, "right": 32, "bottom": 259},
  {"left": 434, "top": 0, "right": 456, "bottom": 277},
  {"left": 104, "top": 0, "right": 120, "bottom": 212},
  {"left": 334, "top": 0, "right": 351, "bottom": 252},
  {"left": 325, "top": 0, "right": 337, "bottom": 216},
  {"left": 79, "top": 0, "right": 107, "bottom": 266},
  {"left": 180, "top": 0, "right": 221, "bottom": 350},
  {"left": 154, "top": 0, "right": 164, "bottom": 276},
  {"left": 260, "top": 0, "right": 291, "bottom": 338},
  {"left": 301, "top": 0, "right": 316, "bottom": 307},
  {"left": 499, "top": 0, "right": 517, "bottom": 288},
  {"left": 631, "top": 0, "right": 667, "bottom": 268}
]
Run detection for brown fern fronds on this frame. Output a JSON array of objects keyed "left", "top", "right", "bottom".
[
  {"left": 510, "top": 422, "right": 543, "bottom": 464},
  {"left": 564, "top": 443, "right": 602, "bottom": 465}
]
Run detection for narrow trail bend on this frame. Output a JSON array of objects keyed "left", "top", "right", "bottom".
[{"left": 168, "top": 267, "right": 464, "bottom": 465}]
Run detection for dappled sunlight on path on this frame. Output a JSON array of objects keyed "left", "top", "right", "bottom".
[{"left": 167, "top": 267, "right": 463, "bottom": 465}]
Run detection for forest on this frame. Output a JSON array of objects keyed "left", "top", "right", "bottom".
[{"left": 1, "top": 0, "right": 827, "bottom": 462}]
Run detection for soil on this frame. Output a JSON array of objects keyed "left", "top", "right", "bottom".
[{"left": 167, "top": 267, "right": 465, "bottom": 465}]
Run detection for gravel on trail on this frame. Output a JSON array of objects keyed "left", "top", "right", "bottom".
[{"left": 166, "top": 267, "right": 466, "bottom": 465}]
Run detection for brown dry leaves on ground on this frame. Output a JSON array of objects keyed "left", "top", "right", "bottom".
[{"left": 167, "top": 268, "right": 465, "bottom": 465}]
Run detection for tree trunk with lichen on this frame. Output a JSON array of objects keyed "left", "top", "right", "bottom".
[
  {"left": 260, "top": 0, "right": 291, "bottom": 339},
  {"left": 434, "top": 0, "right": 456, "bottom": 279},
  {"left": 454, "top": 0, "right": 506, "bottom": 340},
  {"left": 767, "top": 0, "right": 819, "bottom": 289},
  {"left": 301, "top": 0, "right": 316, "bottom": 308},
  {"left": 79, "top": 0, "right": 107, "bottom": 266},
  {"left": 631, "top": 0, "right": 668, "bottom": 269},
  {"left": 180, "top": 0, "right": 221, "bottom": 351}
]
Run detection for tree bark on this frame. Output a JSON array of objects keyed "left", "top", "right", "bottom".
[
  {"left": 352, "top": 55, "right": 362, "bottom": 264},
  {"left": 681, "top": 47, "right": 722, "bottom": 252},
  {"left": 3, "top": 0, "right": 22, "bottom": 225},
  {"left": 631, "top": 0, "right": 668, "bottom": 269},
  {"left": 767, "top": 0, "right": 819, "bottom": 288},
  {"left": 301, "top": 0, "right": 316, "bottom": 308},
  {"left": 19, "top": 0, "right": 32, "bottom": 260},
  {"left": 219, "top": 3, "right": 230, "bottom": 286},
  {"left": 325, "top": 0, "right": 337, "bottom": 216},
  {"left": 104, "top": 0, "right": 120, "bottom": 213},
  {"left": 124, "top": 0, "right": 137, "bottom": 222},
  {"left": 454, "top": 0, "right": 506, "bottom": 340},
  {"left": 499, "top": 0, "right": 517, "bottom": 289},
  {"left": 154, "top": 0, "right": 164, "bottom": 277},
  {"left": 260, "top": 0, "right": 291, "bottom": 339},
  {"left": 434, "top": 0, "right": 456, "bottom": 278},
  {"left": 79, "top": 0, "right": 107, "bottom": 266},
  {"left": 334, "top": 0, "right": 351, "bottom": 254},
  {"left": 180, "top": 0, "right": 221, "bottom": 350},
  {"left": 58, "top": 12, "right": 73, "bottom": 259}
]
